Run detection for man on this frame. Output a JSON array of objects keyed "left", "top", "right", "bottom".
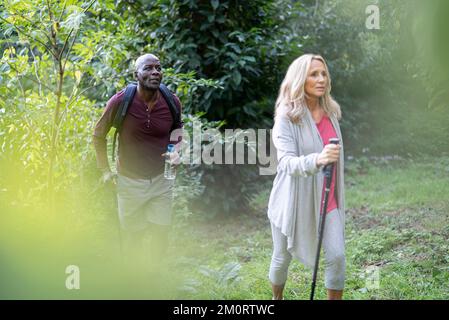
[{"left": 92, "top": 53, "right": 182, "bottom": 271}]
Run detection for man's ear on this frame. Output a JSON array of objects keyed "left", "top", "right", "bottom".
[{"left": 134, "top": 71, "right": 138, "bottom": 79}]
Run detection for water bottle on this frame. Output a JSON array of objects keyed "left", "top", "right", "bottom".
[{"left": 164, "top": 144, "right": 176, "bottom": 180}]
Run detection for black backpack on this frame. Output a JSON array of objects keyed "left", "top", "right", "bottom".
[{"left": 111, "top": 82, "right": 181, "bottom": 161}]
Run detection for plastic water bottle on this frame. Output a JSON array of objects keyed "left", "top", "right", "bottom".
[{"left": 164, "top": 144, "right": 176, "bottom": 180}]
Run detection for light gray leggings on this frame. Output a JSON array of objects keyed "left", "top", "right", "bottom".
[{"left": 269, "top": 209, "right": 346, "bottom": 290}]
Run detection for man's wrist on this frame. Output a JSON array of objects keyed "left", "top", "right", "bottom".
[{"left": 100, "top": 167, "right": 111, "bottom": 174}]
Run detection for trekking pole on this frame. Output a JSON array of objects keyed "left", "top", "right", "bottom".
[{"left": 310, "top": 138, "right": 340, "bottom": 300}]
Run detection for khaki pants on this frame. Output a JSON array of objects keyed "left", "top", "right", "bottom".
[
  {"left": 116, "top": 173, "right": 173, "bottom": 231},
  {"left": 116, "top": 173, "right": 173, "bottom": 271}
]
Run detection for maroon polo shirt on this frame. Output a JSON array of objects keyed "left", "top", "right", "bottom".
[{"left": 93, "top": 88, "right": 182, "bottom": 179}]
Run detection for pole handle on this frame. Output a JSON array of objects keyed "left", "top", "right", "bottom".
[{"left": 323, "top": 138, "right": 339, "bottom": 177}]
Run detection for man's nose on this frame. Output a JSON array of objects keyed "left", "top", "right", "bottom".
[{"left": 151, "top": 67, "right": 161, "bottom": 75}]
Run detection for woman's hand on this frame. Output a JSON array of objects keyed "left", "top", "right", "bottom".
[{"left": 317, "top": 143, "right": 341, "bottom": 167}]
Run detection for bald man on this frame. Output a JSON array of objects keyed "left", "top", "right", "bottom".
[{"left": 93, "top": 54, "right": 183, "bottom": 272}]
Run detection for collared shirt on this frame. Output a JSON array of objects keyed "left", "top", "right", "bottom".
[{"left": 93, "top": 89, "right": 182, "bottom": 179}]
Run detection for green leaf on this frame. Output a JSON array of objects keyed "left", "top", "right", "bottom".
[
  {"left": 232, "top": 70, "right": 241, "bottom": 86},
  {"left": 242, "top": 56, "right": 256, "bottom": 63},
  {"left": 61, "top": 6, "right": 85, "bottom": 30},
  {"left": 211, "top": 0, "right": 219, "bottom": 10}
]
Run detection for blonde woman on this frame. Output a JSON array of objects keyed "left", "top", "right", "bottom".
[{"left": 267, "top": 54, "right": 345, "bottom": 300}]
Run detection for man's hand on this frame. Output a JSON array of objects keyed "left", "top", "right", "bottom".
[
  {"left": 161, "top": 150, "right": 181, "bottom": 166},
  {"left": 101, "top": 170, "right": 117, "bottom": 186}
]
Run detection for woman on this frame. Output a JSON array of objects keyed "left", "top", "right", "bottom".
[{"left": 267, "top": 54, "right": 345, "bottom": 300}]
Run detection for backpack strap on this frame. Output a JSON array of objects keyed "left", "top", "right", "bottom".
[
  {"left": 112, "top": 84, "right": 138, "bottom": 130},
  {"left": 159, "top": 83, "right": 181, "bottom": 132},
  {"left": 111, "top": 84, "right": 137, "bottom": 161}
]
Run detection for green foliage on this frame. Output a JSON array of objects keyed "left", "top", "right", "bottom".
[
  {"left": 149, "top": 0, "right": 296, "bottom": 127},
  {"left": 292, "top": 0, "right": 449, "bottom": 156},
  {"left": 0, "top": 0, "right": 226, "bottom": 220},
  {"left": 1, "top": 0, "right": 104, "bottom": 197},
  {"left": 140, "top": 0, "right": 299, "bottom": 216},
  {"left": 0, "top": 90, "right": 98, "bottom": 195},
  {"left": 162, "top": 68, "right": 223, "bottom": 115},
  {"left": 195, "top": 165, "right": 268, "bottom": 218},
  {"left": 409, "top": 0, "right": 449, "bottom": 110}
]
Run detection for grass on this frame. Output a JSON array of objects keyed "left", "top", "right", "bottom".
[
  {"left": 1, "top": 156, "right": 448, "bottom": 299},
  {"left": 160, "top": 155, "right": 449, "bottom": 300}
]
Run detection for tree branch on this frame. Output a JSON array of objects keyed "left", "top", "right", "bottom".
[
  {"left": 6, "top": 40, "right": 37, "bottom": 134},
  {"left": 314, "top": 0, "right": 319, "bottom": 17},
  {"left": 0, "top": 16, "right": 58, "bottom": 59},
  {"left": 6, "top": 62, "right": 53, "bottom": 92},
  {"left": 46, "top": 0, "right": 55, "bottom": 24},
  {"left": 57, "top": 0, "right": 68, "bottom": 23},
  {"left": 8, "top": 10, "right": 54, "bottom": 45},
  {"left": 59, "top": 28, "right": 74, "bottom": 62},
  {"left": 61, "top": 0, "right": 97, "bottom": 72},
  {"left": 29, "top": 49, "right": 43, "bottom": 95}
]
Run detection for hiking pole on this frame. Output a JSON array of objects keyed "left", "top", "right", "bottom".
[{"left": 310, "top": 138, "right": 340, "bottom": 300}]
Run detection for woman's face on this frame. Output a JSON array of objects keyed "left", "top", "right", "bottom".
[{"left": 305, "top": 59, "right": 328, "bottom": 99}]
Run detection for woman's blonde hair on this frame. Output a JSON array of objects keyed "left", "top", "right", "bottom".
[{"left": 275, "top": 54, "right": 341, "bottom": 124}]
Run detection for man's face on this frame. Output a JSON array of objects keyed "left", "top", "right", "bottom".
[{"left": 135, "top": 56, "right": 163, "bottom": 90}]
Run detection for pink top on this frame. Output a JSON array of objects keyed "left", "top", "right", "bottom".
[{"left": 316, "top": 115, "right": 338, "bottom": 214}]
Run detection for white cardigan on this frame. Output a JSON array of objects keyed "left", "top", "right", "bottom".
[{"left": 267, "top": 105, "right": 345, "bottom": 268}]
